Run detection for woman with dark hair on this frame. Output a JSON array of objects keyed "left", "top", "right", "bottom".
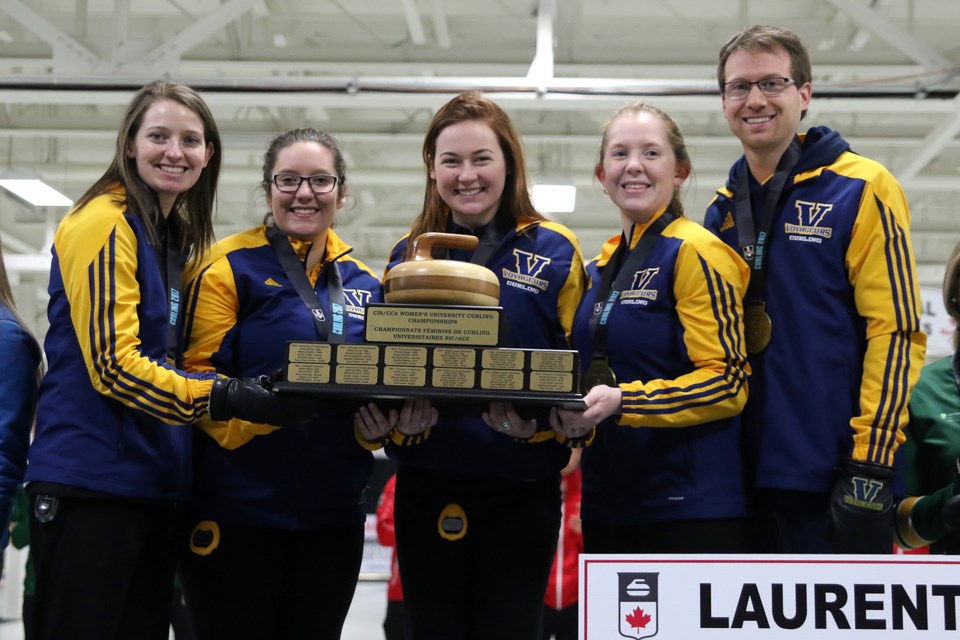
[
  {"left": 24, "top": 80, "right": 309, "bottom": 640},
  {"left": 178, "top": 127, "right": 405, "bottom": 639},
  {"left": 366, "top": 91, "right": 587, "bottom": 639}
]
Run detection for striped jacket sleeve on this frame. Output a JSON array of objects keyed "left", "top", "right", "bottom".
[
  {"left": 618, "top": 235, "right": 750, "bottom": 427},
  {"left": 846, "top": 168, "right": 926, "bottom": 467},
  {"left": 56, "top": 204, "right": 214, "bottom": 425},
  {"left": 182, "top": 250, "right": 281, "bottom": 450}
]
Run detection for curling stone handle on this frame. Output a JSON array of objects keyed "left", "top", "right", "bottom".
[{"left": 409, "top": 232, "right": 479, "bottom": 261}]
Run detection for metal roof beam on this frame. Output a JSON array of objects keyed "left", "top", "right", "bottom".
[
  {"left": 0, "top": 0, "right": 99, "bottom": 72},
  {"left": 826, "top": 0, "right": 952, "bottom": 72}
]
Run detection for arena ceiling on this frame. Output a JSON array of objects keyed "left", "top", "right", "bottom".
[{"left": 2, "top": 0, "right": 959, "bottom": 333}]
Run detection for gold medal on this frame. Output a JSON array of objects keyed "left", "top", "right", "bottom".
[
  {"left": 583, "top": 359, "right": 617, "bottom": 393},
  {"left": 744, "top": 304, "right": 773, "bottom": 354}
]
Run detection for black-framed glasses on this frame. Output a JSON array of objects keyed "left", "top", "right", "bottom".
[
  {"left": 272, "top": 173, "right": 341, "bottom": 194},
  {"left": 723, "top": 77, "right": 796, "bottom": 100}
]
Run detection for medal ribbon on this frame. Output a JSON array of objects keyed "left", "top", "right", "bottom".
[
  {"left": 588, "top": 208, "right": 678, "bottom": 366},
  {"left": 733, "top": 136, "right": 803, "bottom": 307},
  {"left": 267, "top": 225, "right": 347, "bottom": 343}
]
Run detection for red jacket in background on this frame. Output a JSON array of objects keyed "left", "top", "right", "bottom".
[
  {"left": 545, "top": 468, "right": 582, "bottom": 610},
  {"left": 376, "top": 474, "right": 403, "bottom": 602}
]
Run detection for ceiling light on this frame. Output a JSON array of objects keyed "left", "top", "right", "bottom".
[
  {"left": 0, "top": 178, "right": 73, "bottom": 207},
  {"left": 532, "top": 183, "right": 576, "bottom": 214}
]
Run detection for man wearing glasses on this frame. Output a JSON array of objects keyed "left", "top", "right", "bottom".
[{"left": 703, "top": 24, "right": 926, "bottom": 554}]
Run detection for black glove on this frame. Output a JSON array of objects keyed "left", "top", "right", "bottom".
[
  {"left": 829, "top": 459, "right": 896, "bottom": 554},
  {"left": 940, "top": 457, "right": 960, "bottom": 531},
  {"left": 208, "top": 376, "right": 320, "bottom": 426}
]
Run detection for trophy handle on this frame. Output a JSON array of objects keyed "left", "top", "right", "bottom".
[{"left": 409, "top": 232, "right": 480, "bottom": 261}]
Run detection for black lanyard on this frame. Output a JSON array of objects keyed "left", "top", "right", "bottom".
[
  {"left": 588, "top": 208, "right": 678, "bottom": 364},
  {"left": 953, "top": 350, "right": 960, "bottom": 392},
  {"left": 266, "top": 225, "right": 346, "bottom": 343},
  {"left": 733, "top": 137, "right": 802, "bottom": 305},
  {"left": 152, "top": 218, "right": 182, "bottom": 366}
]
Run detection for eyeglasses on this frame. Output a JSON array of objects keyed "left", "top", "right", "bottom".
[
  {"left": 272, "top": 173, "right": 341, "bottom": 194},
  {"left": 723, "top": 77, "right": 796, "bottom": 100}
]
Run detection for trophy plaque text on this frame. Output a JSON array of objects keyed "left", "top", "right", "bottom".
[{"left": 277, "top": 303, "right": 584, "bottom": 409}]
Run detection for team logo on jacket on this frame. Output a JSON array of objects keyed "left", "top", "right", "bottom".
[
  {"left": 344, "top": 288, "right": 373, "bottom": 318},
  {"left": 501, "top": 249, "right": 551, "bottom": 293},
  {"left": 621, "top": 267, "right": 660, "bottom": 304},
  {"left": 618, "top": 573, "right": 659, "bottom": 639},
  {"left": 785, "top": 200, "right": 833, "bottom": 244}
]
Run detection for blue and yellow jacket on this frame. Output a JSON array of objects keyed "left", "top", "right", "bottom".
[
  {"left": 0, "top": 304, "right": 40, "bottom": 544},
  {"left": 384, "top": 217, "right": 587, "bottom": 481},
  {"left": 703, "top": 126, "right": 926, "bottom": 493},
  {"left": 26, "top": 191, "right": 216, "bottom": 500},
  {"left": 182, "top": 226, "right": 383, "bottom": 528},
  {"left": 576, "top": 210, "right": 750, "bottom": 526}
]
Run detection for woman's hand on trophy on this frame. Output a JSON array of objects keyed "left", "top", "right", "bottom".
[
  {"left": 355, "top": 403, "right": 397, "bottom": 443},
  {"left": 483, "top": 402, "right": 536, "bottom": 439},
  {"left": 356, "top": 399, "right": 437, "bottom": 440},
  {"left": 550, "top": 384, "right": 619, "bottom": 439},
  {"left": 396, "top": 399, "right": 438, "bottom": 436}
]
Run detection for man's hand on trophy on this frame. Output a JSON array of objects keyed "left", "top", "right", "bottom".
[{"left": 483, "top": 402, "right": 536, "bottom": 439}]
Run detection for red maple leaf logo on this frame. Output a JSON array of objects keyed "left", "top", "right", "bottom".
[{"left": 625, "top": 606, "right": 652, "bottom": 630}]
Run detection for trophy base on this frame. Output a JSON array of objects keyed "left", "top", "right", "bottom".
[
  {"left": 273, "top": 381, "right": 586, "bottom": 411},
  {"left": 275, "top": 341, "right": 586, "bottom": 412}
]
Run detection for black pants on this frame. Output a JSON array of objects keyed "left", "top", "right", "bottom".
[
  {"left": 29, "top": 494, "right": 181, "bottom": 640},
  {"left": 383, "top": 600, "right": 408, "bottom": 640},
  {"left": 583, "top": 517, "right": 748, "bottom": 554},
  {"left": 179, "top": 521, "right": 364, "bottom": 640},
  {"left": 541, "top": 604, "right": 577, "bottom": 640},
  {"left": 394, "top": 466, "right": 560, "bottom": 640},
  {"left": 746, "top": 488, "right": 832, "bottom": 553}
]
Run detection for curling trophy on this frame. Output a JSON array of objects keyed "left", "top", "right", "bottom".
[{"left": 275, "top": 232, "right": 585, "bottom": 411}]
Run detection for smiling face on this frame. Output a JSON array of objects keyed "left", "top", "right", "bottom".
[
  {"left": 596, "top": 111, "right": 689, "bottom": 230},
  {"left": 126, "top": 98, "right": 213, "bottom": 216},
  {"left": 721, "top": 47, "right": 812, "bottom": 175},
  {"left": 266, "top": 141, "right": 344, "bottom": 244},
  {"left": 429, "top": 120, "right": 506, "bottom": 229}
]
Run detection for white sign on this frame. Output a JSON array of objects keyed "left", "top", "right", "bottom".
[
  {"left": 580, "top": 554, "right": 960, "bottom": 638},
  {"left": 920, "top": 285, "right": 956, "bottom": 359}
]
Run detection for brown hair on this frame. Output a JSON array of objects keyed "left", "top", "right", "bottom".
[
  {"left": 718, "top": 25, "right": 812, "bottom": 119},
  {"left": 259, "top": 128, "right": 348, "bottom": 227},
  {"left": 404, "top": 91, "right": 544, "bottom": 259},
  {"left": 944, "top": 240, "right": 960, "bottom": 348},
  {"left": 596, "top": 101, "right": 692, "bottom": 215},
  {"left": 0, "top": 238, "right": 44, "bottom": 385},
  {"left": 72, "top": 80, "right": 222, "bottom": 258}
]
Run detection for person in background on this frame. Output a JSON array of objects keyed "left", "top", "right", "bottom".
[
  {"left": 542, "top": 449, "right": 582, "bottom": 640},
  {"left": 25, "top": 80, "right": 311, "bottom": 640},
  {"left": 1, "top": 236, "right": 43, "bottom": 640},
  {"left": 896, "top": 240, "right": 960, "bottom": 553},
  {"left": 360, "top": 91, "right": 587, "bottom": 640},
  {"left": 178, "top": 127, "right": 401, "bottom": 640},
  {"left": 703, "top": 24, "right": 926, "bottom": 554},
  {"left": 0, "top": 238, "right": 42, "bottom": 546},
  {"left": 551, "top": 101, "right": 750, "bottom": 553},
  {"left": 376, "top": 473, "right": 407, "bottom": 640}
]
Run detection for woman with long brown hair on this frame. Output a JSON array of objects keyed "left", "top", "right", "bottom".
[{"left": 371, "top": 91, "right": 587, "bottom": 639}]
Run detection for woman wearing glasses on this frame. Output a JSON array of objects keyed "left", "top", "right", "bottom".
[{"left": 178, "top": 128, "right": 402, "bottom": 639}]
